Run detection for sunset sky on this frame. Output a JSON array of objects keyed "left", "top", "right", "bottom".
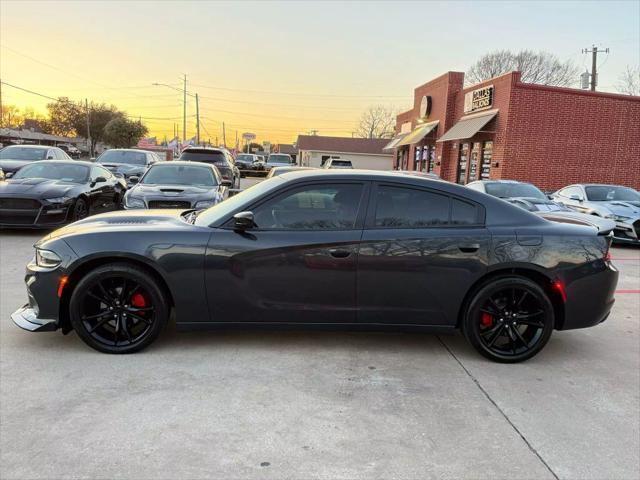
[{"left": 1, "top": 0, "right": 638, "bottom": 145}]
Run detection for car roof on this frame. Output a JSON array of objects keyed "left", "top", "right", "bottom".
[
  {"left": 182, "top": 147, "right": 226, "bottom": 153},
  {"left": 469, "top": 179, "right": 523, "bottom": 184},
  {"left": 149, "top": 160, "right": 214, "bottom": 168},
  {"left": 32, "top": 160, "right": 94, "bottom": 167},
  {"left": 101, "top": 148, "right": 151, "bottom": 153},
  {"left": 3, "top": 144, "right": 52, "bottom": 149}
]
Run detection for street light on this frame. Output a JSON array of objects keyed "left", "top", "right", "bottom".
[{"left": 152, "top": 78, "right": 200, "bottom": 145}]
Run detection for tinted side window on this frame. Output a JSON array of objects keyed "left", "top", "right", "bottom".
[
  {"left": 253, "top": 183, "right": 364, "bottom": 230},
  {"left": 374, "top": 185, "right": 449, "bottom": 228},
  {"left": 451, "top": 198, "right": 480, "bottom": 225}
]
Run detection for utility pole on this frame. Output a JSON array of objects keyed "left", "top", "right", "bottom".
[
  {"left": 0, "top": 79, "right": 3, "bottom": 127},
  {"left": 582, "top": 45, "right": 609, "bottom": 91},
  {"left": 183, "top": 74, "right": 187, "bottom": 143},
  {"left": 222, "top": 122, "right": 227, "bottom": 147},
  {"left": 85, "top": 99, "right": 92, "bottom": 157},
  {"left": 195, "top": 93, "right": 200, "bottom": 145}
]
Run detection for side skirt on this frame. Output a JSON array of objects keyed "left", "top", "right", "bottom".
[{"left": 176, "top": 322, "right": 458, "bottom": 334}]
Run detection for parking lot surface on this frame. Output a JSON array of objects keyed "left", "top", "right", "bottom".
[{"left": 1, "top": 177, "right": 638, "bottom": 479}]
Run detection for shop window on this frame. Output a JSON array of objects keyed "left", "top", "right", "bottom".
[
  {"left": 468, "top": 143, "right": 480, "bottom": 182},
  {"left": 428, "top": 146, "right": 436, "bottom": 173},
  {"left": 480, "top": 141, "right": 493, "bottom": 180},
  {"left": 414, "top": 146, "right": 422, "bottom": 171},
  {"left": 456, "top": 143, "right": 469, "bottom": 184}
]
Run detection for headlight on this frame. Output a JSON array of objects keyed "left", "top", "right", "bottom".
[
  {"left": 35, "top": 249, "right": 61, "bottom": 268},
  {"left": 45, "top": 196, "right": 73, "bottom": 204},
  {"left": 195, "top": 200, "right": 215, "bottom": 209},
  {"left": 125, "top": 196, "right": 145, "bottom": 208},
  {"left": 613, "top": 215, "right": 632, "bottom": 222}
]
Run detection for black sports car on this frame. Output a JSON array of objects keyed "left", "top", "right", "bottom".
[
  {"left": 123, "top": 161, "right": 228, "bottom": 210},
  {"left": 95, "top": 149, "right": 160, "bottom": 186},
  {"left": 11, "top": 171, "right": 618, "bottom": 362},
  {"left": 0, "top": 160, "right": 126, "bottom": 228}
]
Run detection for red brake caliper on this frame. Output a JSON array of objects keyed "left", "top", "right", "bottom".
[
  {"left": 131, "top": 292, "right": 147, "bottom": 308},
  {"left": 481, "top": 312, "right": 493, "bottom": 328}
]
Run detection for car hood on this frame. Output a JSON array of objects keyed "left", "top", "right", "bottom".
[
  {"left": 131, "top": 184, "right": 219, "bottom": 196},
  {"left": 37, "top": 209, "right": 192, "bottom": 245},
  {"left": 98, "top": 162, "right": 146, "bottom": 175},
  {"left": 0, "top": 159, "right": 37, "bottom": 173},
  {"left": 0, "top": 177, "right": 77, "bottom": 197},
  {"left": 592, "top": 201, "right": 640, "bottom": 217}
]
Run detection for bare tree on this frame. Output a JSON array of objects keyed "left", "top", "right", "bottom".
[
  {"left": 356, "top": 105, "right": 396, "bottom": 139},
  {"left": 466, "top": 50, "right": 578, "bottom": 87},
  {"left": 616, "top": 66, "right": 640, "bottom": 96}
]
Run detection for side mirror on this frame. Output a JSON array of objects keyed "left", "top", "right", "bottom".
[
  {"left": 95, "top": 176, "right": 107, "bottom": 183},
  {"left": 233, "top": 211, "right": 255, "bottom": 230},
  {"left": 5, "top": 172, "right": 14, "bottom": 179},
  {"left": 569, "top": 194, "right": 583, "bottom": 202},
  {"left": 221, "top": 179, "right": 233, "bottom": 187},
  {"left": 47, "top": 155, "right": 55, "bottom": 160},
  {"left": 129, "top": 176, "right": 140, "bottom": 185}
]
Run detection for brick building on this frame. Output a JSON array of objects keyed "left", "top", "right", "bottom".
[{"left": 389, "top": 71, "right": 640, "bottom": 190}]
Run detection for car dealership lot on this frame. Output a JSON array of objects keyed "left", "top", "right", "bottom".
[{"left": 0, "top": 177, "right": 638, "bottom": 480}]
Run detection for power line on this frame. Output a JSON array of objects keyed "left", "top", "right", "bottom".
[{"left": 189, "top": 82, "right": 407, "bottom": 99}]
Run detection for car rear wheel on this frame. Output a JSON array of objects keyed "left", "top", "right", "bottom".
[
  {"left": 462, "top": 276, "right": 554, "bottom": 363},
  {"left": 69, "top": 263, "right": 169, "bottom": 354}
]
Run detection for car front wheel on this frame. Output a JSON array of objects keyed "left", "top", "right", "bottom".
[
  {"left": 462, "top": 276, "right": 554, "bottom": 363},
  {"left": 69, "top": 263, "right": 169, "bottom": 354}
]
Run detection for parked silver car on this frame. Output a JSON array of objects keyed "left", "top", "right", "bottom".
[
  {"left": 467, "top": 180, "right": 617, "bottom": 236},
  {"left": 552, "top": 184, "right": 640, "bottom": 245}
]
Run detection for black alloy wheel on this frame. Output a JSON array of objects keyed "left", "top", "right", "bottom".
[
  {"left": 69, "top": 263, "right": 168, "bottom": 353},
  {"left": 463, "top": 276, "right": 554, "bottom": 363},
  {"left": 72, "top": 198, "right": 89, "bottom": 221}
]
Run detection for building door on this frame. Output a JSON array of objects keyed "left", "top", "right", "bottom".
[
  {"left": 468, "top": 143, "right": 480, "bottom": 182},
  {"left": 456, "top": 143, "right": 469, "bottom": 184}
]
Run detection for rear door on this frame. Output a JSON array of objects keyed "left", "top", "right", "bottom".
[
  {"left": 205, "top": 181, "right": 369, "bottom": 324},
  {"left": 357, "top": 182, "right": 490, "bottom": 326}
]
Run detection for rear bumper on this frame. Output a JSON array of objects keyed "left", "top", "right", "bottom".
[{"left": 559, "top": 260, "right": 619, "bottom": 330}]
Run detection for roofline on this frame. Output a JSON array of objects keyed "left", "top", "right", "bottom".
[{"left": 297, "top": 149, "right": 392, "bottom": 157}]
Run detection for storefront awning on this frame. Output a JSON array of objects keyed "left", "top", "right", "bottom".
[
  {"left": 382, "top": 133, "right": 408, "bottom": 152},
  {"left": 396, "top": 121, "right": 439, "bottom": 147},
  {"left": 437, "top": 109, "right": 498, "bottom": 142}
]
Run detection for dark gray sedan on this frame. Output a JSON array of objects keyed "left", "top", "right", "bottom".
[{"left": 123, "top": 161, "right": 227, "bottom": 210}]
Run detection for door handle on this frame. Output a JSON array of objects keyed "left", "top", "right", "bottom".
[
  {"left": 458, "top": 243, "right": 480, "bottom": 253},
  {"left": 329, "top": 248, "right": 352, "bottom": 258}
]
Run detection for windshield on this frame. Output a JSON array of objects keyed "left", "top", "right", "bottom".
[
  {"left": 13, "top": 162, "right": 89, "bottom": 183},
  {"left": 585, "top": 185, "right": 640, "bottom": 202},
  {"left": 141, "top": 164, "right": 216, "bottom": 186},
  {"left": 485, "top": 182, "right": 547, "bottom": 200},
  {"left": 195, "top": 176, "right": 284, "bottom": 226},
  {"left": 98, "top": 150, "right": 147, "bottom": 166},
  {"left": 0, "top": 146, "right": 48, "bottom": 161},
  {"left": 180, "top": 150, "right": 227, "bottom": 165},
  {"left": 268, "top": 154, "right": 291, "bottom": 164}
]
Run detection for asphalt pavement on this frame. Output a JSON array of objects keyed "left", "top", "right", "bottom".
[{"left": 0, "top": 176, "right": 638, "bottom": 479}]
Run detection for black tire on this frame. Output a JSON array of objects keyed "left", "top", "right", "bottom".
[
  {"left": 72, "top": 197, "right": 89, "bottom": 221},
  {"left": 462, "top": 276, "right": 554, "bottom": 363},
  {"left": 69, "top": 263, "right": 169, "bottom": 354}
]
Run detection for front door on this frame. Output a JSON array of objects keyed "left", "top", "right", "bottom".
[
  {"left": 357, "top": 182, "right": 490, "bottom": 326},
  {"left": 205, "top": 181, "right": 369, "bottom": 324}
]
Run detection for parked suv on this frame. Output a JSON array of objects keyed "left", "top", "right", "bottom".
[{"left": 179, "top": 147, "right": 240, "bottom": 188}]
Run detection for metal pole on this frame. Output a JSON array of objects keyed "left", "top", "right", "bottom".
[
  {"left": 591, "top": 46, "right": 597, "bottom": 91},
  {"left": 222, "top": 122, "right": 226, "bottom": 147},
  {"left": 85, "top": 99, "right": 92, "bottom": 157},
  {"left": 195, "top": 93, "right": 200, "bottom": 145},
  {"left": 183, "top": 74, "right": 187, "bottom": 143}
]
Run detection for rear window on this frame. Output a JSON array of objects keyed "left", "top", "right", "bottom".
[
  {"left": 181, "top": 149, "right": 227, "bottom": 165},
  {"left": 268, "top": 154, "right": 291, "bottom": 164}
]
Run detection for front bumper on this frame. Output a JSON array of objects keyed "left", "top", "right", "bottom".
[
  {"left": 612, "top": 220, "right": 640, "bottom": 244},
  {"left": 11, "top": 305, "right": 57, "bottom": 331},
  {"left": 0, "top": 202, "right": 72, "bottom": 228}
]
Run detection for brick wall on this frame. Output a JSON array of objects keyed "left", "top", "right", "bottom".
[{"left": 503, "top": 82, "right": 640, "bottom": 190}]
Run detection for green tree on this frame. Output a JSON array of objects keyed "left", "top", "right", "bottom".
[{"left": 103, "top": 117, "right": 148, "bottom": 148}]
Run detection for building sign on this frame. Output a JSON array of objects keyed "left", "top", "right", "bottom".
[
  {"left": 464, "top": 85, "right": 494, "bottom": 113},
  {"left": 419, "top": 95, "right": 432, "bottom": 118}
]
